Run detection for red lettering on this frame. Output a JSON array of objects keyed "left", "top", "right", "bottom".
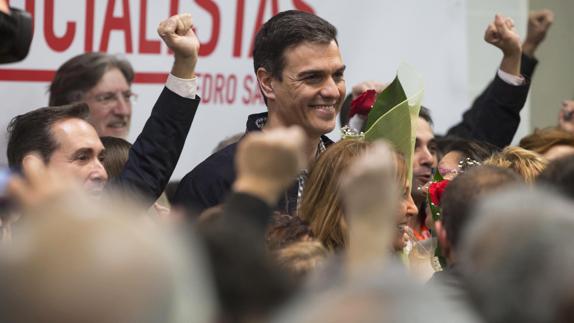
[
  {"left": 195, "top": 0, "right": 220, "bottom": 56},
  {"left": 100, "top": 0, "right": 133, "bottom": 53},
  {"left": 85, "top": 0, "right": 95, "bottom": 51},
  {"left": 44, "top": 0, "right": 76, "bottom": 52},
  {"left": 202, "top": 73, "right": 212, "bottom": 103},
  {"left": 292, "top": 0, "right": 314, "bottom": 13},
  {"left": 243, "top": 75, "right": 253, "bottom": 105},
  {"left": 138, "top": 0, "right": 161, "bottom": 54},
  {"left": 232, "top": 0, "right": 245, "bottom": 58},
  {"left": 249, "top": 0, "right": 279, "bottom": 57},
  {"left": 214, "top": 73, "right": 225, "bottom": 103},
  {"left": 226, "top": 74, "right": 237, "bottom": 104}
]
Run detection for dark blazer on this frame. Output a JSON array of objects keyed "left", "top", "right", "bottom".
[
  {"left": 173, "top": 112, "right": 333, "bottom": 216},
  {"left": 109, "top": 87, "right": 199, "bottom": 207},
  {"left": 446, "top": 54, "right": 537, "bottom": 148}
]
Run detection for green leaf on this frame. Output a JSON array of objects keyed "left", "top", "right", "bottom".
[{"left": 364, "top": 76, "right": 407, "bottom": 131}]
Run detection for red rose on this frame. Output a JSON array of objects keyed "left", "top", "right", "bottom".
[
  {"left": 428, "top": 179, "right": 450, "bottom": 206},
  {"left": 349, "top": 89, "right": 377, "bottom": 118}
]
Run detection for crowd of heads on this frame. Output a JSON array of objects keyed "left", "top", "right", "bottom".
[{"left": 1, "top": 6, "right": 574, "bottom": 323}]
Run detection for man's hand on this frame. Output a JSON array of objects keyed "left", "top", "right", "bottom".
[
  {"left": 233, "top": 126, "right": 307, "bottom": 206},
  {"left": 351, "top": 81, "right": 387, "bottom": 99},
  {"left": 157, "top": 13, "right": 200, "bottom": 79},
  {"left": 558, "top": 100, "right": 574, "bottom": 134},
  {"left": 484, "top": 14, "right": 522, "bottom": 76},
  {"left": 523, "top": 9, "right": 554, "bottom": 57}
]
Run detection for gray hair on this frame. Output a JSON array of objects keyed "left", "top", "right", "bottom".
[{"left": 460, "top": 187, "right": 574, "bottom": 323}]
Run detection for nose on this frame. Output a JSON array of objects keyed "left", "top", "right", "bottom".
[
  {"left": 320, "top": 77, "right": 342, "bottom": 100},
  {"left": 112, "top": 94, "right": 132, "bottom": 117},
  {"left": 405, "top": 194, "right": 419, "bottom": 218},
  {"left": 418, "top": 147, "right": 434, "bottom": 167},
  {"left": 90, "top": 159, "right": 109, "bottom": 183}
]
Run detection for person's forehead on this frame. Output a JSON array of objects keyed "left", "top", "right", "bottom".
[
  {"left": 88, "top": 68, "right": 130, "bottom": 94},
  {"left": 416, "top": 117, "right": 434, "bottom": 142},
  {"left": 51, "top": 118, "right": 103, "bottom": 152},
  {"left": 282, "top": 40, "right": 343, "bottom": 70}
]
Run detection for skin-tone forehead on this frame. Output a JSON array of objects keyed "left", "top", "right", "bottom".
[
  {"left": 88, "top": 68, "right": 130, "bottom": 94},
  {"left": 416, "top": 117, "right": 434, "bottom": 142},
  {"left": 50, "top": 118, "right": 104, "bottom": 156},
  {"left": 281, "top": 41, "right": 345, "bottom": 74}
]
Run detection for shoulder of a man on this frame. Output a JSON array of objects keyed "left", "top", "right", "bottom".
[{"left": 173, "top": 142, "right": 239, "bottom": 215}]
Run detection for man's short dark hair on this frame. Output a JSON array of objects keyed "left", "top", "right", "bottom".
[
  {"left": 7, "top": 103, "right": 90, "bottom": 170},
  {"left": 48, "top": 52, "right": 134, "bottom": 106},
  {"left": 253, "top": 10, "right": 338, "bottom": 80},
  {"left": 441, "top": 165, "right": 521, "bottom": 249},
  {"left": 419, "top": 106, "right": 433, "bottom": 126}
]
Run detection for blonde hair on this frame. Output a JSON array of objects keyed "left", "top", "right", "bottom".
[
  {"left": 299, "top": 140, "right": 407, "bottom": 251},
  {"left": 484, "top": 146, "right": 547, "bottom": 183},
  {"left": 273, "top": 240, "right": 328, "bottom": 280},
  {"left": 299, "top": 140, "right": 370, "bottom": 250},
  {"left": 519, "top": 127, "right": 574, "bottom": 155}
]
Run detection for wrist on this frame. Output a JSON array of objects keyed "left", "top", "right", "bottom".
[
  {"left": 233, "top": 176, "right": 284, "bottom": 206},
  {"left": 522, "top": 42, "right": 537, "bottom": 57},
  {"left": 171, "top": 56, "right": 197, "bottom": 79}
]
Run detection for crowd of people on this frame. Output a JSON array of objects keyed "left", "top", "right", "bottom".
[{"left": 1, "top": 2, "right": 574, "bottom": 323}]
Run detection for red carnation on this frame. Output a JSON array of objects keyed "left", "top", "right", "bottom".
[
  {"left": 349, "top": 89, "right": 377, "bottom": 118},
  {"left": 428, "top": 179, "right": 450, "bottom": 206}
]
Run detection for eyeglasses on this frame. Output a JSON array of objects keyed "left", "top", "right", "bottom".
[{"left": 88, "top": 91, "right": 138, "bottom": 107}]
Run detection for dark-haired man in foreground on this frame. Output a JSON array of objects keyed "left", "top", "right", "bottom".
[{"left": 174, "top": 10, "right": 345, "bottom": 215}]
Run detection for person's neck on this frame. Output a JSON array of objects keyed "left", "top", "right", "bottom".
[{"left": 265, "top": 114, "right": 321, "bottom": 165}]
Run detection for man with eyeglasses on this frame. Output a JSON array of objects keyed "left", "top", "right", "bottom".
[
  {"left": 6, "top": 13, "right": 199, "bottom": 204},
  {"left": 49, "top": 52, "right": 136, "bottom": 139}
]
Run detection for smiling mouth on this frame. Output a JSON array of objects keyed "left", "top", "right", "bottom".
[{"left": 107, "top": 120, "right": 128, "bottom": 129}]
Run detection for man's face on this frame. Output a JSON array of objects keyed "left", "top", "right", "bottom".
[
  {"left": 267, "top": 40, "right": 346, "bottom": 138},
  {"left": 83, "top": 68, "right": 132, "bottom": 138},
  {"left": 412, "top": 117, "right": 437, "bottom": 195},
  {"left": 48, "top": 118, "right": 108, "bottom": 195}
]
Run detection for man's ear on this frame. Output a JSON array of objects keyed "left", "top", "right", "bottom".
[
  {"left": 21, "top": 153, "right": 47, "bottom": 177},
  {"left": 435, "top": 220, "right": 451, "bottom": 259},
  {"left": 256, "top": 67, "right": 276, "bottom": 101}
]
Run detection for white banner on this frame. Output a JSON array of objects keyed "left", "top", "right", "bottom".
[{"left": 0, "top": 0, "right": 468, "bottom": 179}]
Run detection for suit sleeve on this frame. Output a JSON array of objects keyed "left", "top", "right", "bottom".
[
  {"left": 446, "top": 54, "right": 538, "bottom": 148},
  {"left": 111, "top": 87, "right": 199, "bottom": 205}
]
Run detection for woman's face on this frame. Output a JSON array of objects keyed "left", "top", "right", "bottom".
[
  {"left": 438, "top": 151, "right": 464, "bottom": 180},
  {"left": 395, "top": 181, "right": 419, "bottom": 251}
]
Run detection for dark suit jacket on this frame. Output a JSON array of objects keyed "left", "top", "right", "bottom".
[
  {"left": 173, "top": 112, "right": 333, "bottom": 216},
  {"left": 446, "top": 54, "right": 537, "bottom": 148},
  {"left": 109, "top": 87, "right": 199, "bottom": 207}
]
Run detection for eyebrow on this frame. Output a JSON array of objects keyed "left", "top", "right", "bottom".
[{"left": 297, "top": 65, "right": 347, "bottom": 79}]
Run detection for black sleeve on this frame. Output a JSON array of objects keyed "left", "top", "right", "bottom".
[
  {"left": 446, "top": 53, "right": 536, "bottom": 148},
  {"left": 111, "top": 87, "right": 199, "bottom": 206},
  {"left": 223, "top": 192, "right": 273, "bottom": 234}
]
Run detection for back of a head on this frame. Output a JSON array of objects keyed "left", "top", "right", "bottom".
[
  {"left": 519, "top": 127, "right": 574, "bottom": 155},
  {"left": 460, "top": 187, "right": 574, "bottom": 323},
  {"left": 49, "top": 52, "right": 134, "bottom": 106},
  {"left": 6, "top": 103, "right": 90, "bottom": 170},
  {"left": 441, "top": 165, "right": 521, "bottom": 249},
  {"left": 537, "top": 154, "right": 574, "bottom": 200},
  {"left": 299, "top": 139, "right": 370, "bottom": 250},
  {"left": 0, "top": 196, "right": 214, "bottom": 323},
  {"left": 100, "top": 136, "right": 132, "bottom": 179},
  {"left": 273, "top": 262, "right": 479, "bottom": 323},
  {"left": 484, "top": 146, "right": 547, "bottom": 183},
  {"left": 253, "top": 10, "right": 337, "bottom": 79},
  {"left": 436, "top": 136, "right": 498, "bottom": 163},
  {"left": 273, "top": 240, "right": 328, "bottom": 282}
]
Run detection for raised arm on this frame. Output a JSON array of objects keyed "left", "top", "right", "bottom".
[{"left": 112, "top": 14, "right": 201, "bottom": 205}]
